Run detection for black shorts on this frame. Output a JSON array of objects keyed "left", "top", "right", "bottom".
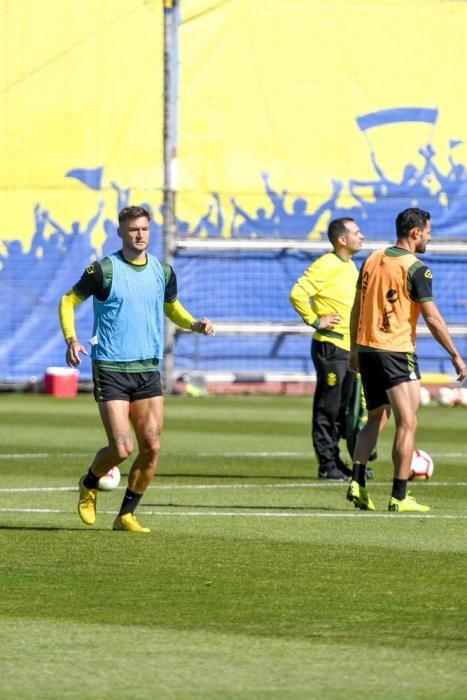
[
  {"left": 358, "top": 350, "right": 420, "bottom": 411},
  {"left": 92, "top": 365, "right": 163, "bottom": 403}
]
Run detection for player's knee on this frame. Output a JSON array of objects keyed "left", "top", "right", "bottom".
[
  {"left": 142, "top": 438, "right": 161, "bottom": 461},
  {"left": 140, "top": 425, "right": 162, "bottom": 454},
  {"left": 396, "top": 416, "right": 417, "bottom": 433}
]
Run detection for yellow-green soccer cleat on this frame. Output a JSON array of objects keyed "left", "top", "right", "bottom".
[
  {"left": 388, "top": 492, "right": 430, "bottom": 513},
  {"left": 346, "top": 479, "right": 376, "bottom": 511},
  {"left": 112, "top": 513, "right": 151, "bottom": 533},
  {"left": 77, "top": 475, "right": 97, "bottom": 525}
]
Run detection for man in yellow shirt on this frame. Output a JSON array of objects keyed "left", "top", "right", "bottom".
[
  {"left": 289, "top": 218, "right": 364, "bottom": 479},
  {"left": 348, "top": 207, "right": 466, "bottom": 512}
]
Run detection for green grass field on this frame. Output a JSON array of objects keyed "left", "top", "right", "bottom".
[{"left": 0, "top": 393, "right": 466, "bottom": 699}]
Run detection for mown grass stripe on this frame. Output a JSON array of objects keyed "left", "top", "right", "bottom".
[
  {"left": 2, "top": 480, "right": 467, "bottom": 493},
  {"left": 2, "top": 506, "right": 467, "bottom": 520}
]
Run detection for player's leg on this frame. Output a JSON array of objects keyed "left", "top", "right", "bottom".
[
  {"left": 112, "top": 396, "right": 163, "bottom": 533},
  {"left": 311, "top": 340, "right": 349, "bottom": 479},
  {"left": 387, "top": 379, "right": 429, "bottom": 512},
  {"left": 113, "top": 371, "right": 164, "bottom": 532},
  {"left": 78, "top": 397, "right": 134, "bottom": 526},
  {"left": 128, "top": 395, "right": 164, "bottom": 492},
  {"left": 347, "top": 405, "right": 389, "bottom": 510},
  {"left": 95, "top": 399, "right": 135, "bottom": 470},
  {"left": 347, "top": 351, "right": 390, "bottom": 510},
  {"left": 387, "top": 380, "right": 419, "bottom": 480},
  {"left": 334, "top": 368, "right": 355, "bottom": 476},
  {"left": 353, "top": 405, "right": 390, "bottom": 465},
  {"left": 352, "top": 352, "right": 390, "bottom": 474}
]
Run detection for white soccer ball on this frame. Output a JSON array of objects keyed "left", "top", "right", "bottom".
[
  {"left": 419, "top": 386, "right": 431, "bottom": 406},
  {"left": 454, "top": 387, "right": 467, "bottom": 407},
  {"left": 437, "top": 386, "right": 456, "bottom": 406},
  {"left": 97, "top": 466, "right": 121, "bottom": 491},
  {"left": 409, "top": 449, "right": 434, "bottom": 481}
]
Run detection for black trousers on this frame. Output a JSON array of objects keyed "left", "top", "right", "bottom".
[{"left": 311, "top": 339, "right": 355, "bottom": 473}]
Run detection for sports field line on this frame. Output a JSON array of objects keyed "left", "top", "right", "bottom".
[
  {"left": 2, "top": 481, "right": 467, "bottom": 493},
  {"left": 0, "top": 453, "right": 89, "bottom": 459},
  {"left": 1, "top": 451, "right": 466, "bottom": 459},
  {"left": 1, "top": 506, "right": 467, "bottom": 520},
  {"left": 197, "top": 451, "right": 467, "bottom": 459}
]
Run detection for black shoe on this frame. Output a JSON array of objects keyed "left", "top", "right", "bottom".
[{"left": 318, "top": 467, "right": 348, "bottom": 481}]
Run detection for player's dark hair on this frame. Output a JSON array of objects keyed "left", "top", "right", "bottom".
[
  {"left": 118, "top": 206, "right": 151, "bottom": 225},
  {"left": 395, "top": 208, "right": 430, "bottom": 239},
  {"left": 327, "top": 218, "right": 355, "bottom": 244}
]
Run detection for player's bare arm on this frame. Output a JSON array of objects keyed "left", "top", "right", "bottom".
[{"left": 420, "top": 300, "right": 467, "bottom": 380}]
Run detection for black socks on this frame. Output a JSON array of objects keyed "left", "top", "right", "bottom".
[
  {"left": 352, "top": 462, "right": 366, "bottom": 487},
  {"left": 118, "top": 488, "right": 143, "bottom": 516},
  {"left": 391, "top": 478, "right": 407, "bottom": 501},
  {"left": 83, "top": 467, "right": 100, "bottom": 490}
]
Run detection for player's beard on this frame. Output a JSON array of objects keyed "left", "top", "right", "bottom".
[{"left": 416, "top": 240, "right": 428, "bottom": 254}]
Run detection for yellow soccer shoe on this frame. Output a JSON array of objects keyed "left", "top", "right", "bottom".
[
  {"left": 112, "top": 513, "right": 151, "bottom": 533},
  {"left": 77, "top": 475, "right": 97, "bottom": 525}
]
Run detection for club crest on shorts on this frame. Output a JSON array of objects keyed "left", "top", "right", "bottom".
[{"left": 327, "top": 372, "right": 337, "bottom": 386}]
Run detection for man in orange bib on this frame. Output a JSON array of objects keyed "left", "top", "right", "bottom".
[{"left": 347, "top": 207, "right": 466, "bottom": 512}]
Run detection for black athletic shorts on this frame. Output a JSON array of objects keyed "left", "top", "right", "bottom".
[
  {"left": 92, "top": 365, "right": 163, "bottom": 402},
  {"left": 358, "top": 350, "right": 420, "bottom": 411}
]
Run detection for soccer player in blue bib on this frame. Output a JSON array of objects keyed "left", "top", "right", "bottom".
[{"left": 59, "top": 205, "right": 214, "bottom": 532}]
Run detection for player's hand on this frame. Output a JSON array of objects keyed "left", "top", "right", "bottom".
[
  {"left": 452, "top": 353, "right": 467, "bottom": 381},
  {"left": 191, "top": 318, "right": 215, "bottom": 336},
  {"left": 65, "top": 338, "right": 88, "bottom": 367},
  {"left": 318, "top": 314, "right": 341, "bottom": 330}
]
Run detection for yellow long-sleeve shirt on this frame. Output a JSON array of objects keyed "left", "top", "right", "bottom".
[{"left": 289, "top": 251, "right": 358, "bottom": 351}]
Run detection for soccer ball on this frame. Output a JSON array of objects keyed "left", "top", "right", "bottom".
[
  {"left": 437, "top": 386, "right": 456, "bottom": 406},
  {"left": 409, "top": 449, "right": 434, "bottom": 480},
  {"left": 454, "top": 387, "right": 467, "bottom": 407},
  {"left": 419, "top": 386, "right": 431, "bottom": 406},
  {"left": 97, "top": 466, "right": 121, "bottom": 491}
]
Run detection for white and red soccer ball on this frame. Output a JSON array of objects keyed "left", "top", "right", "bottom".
[
  {"left": 97, "top": 466, "right": 121, "bottom": 491},
  {"left": 409, "top": 449, "right": 434, "bottom": 481}
]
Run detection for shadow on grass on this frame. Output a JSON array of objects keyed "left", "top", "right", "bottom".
[{"left": 0, "top": 524, "right": 109, "bottom": 532}]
